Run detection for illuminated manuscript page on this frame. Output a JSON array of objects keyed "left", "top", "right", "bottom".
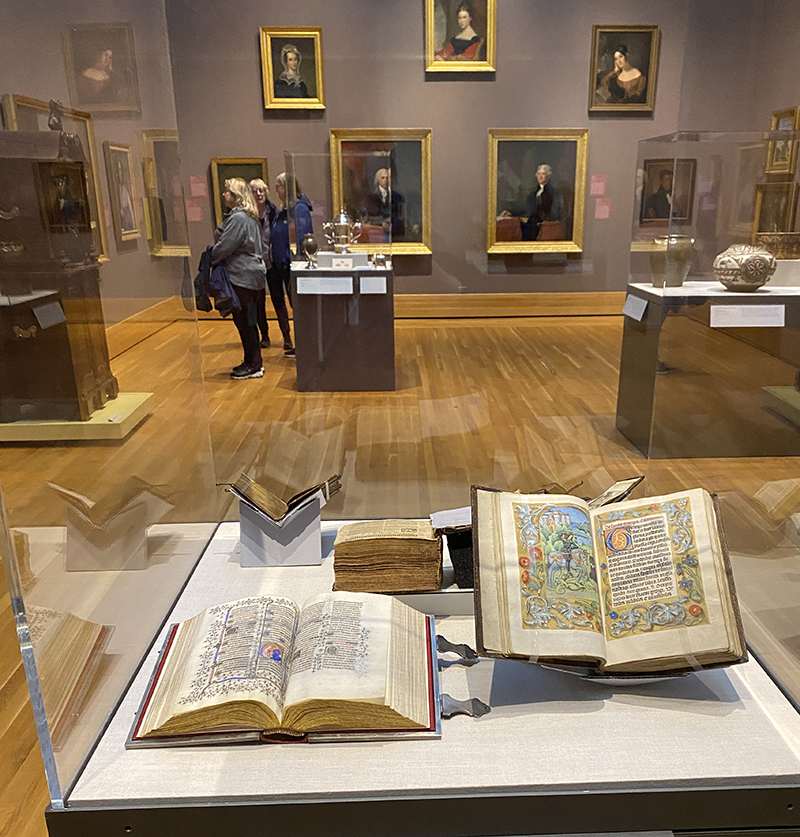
[
  {"left": 476, "top": 490, "right": 607, "bottom": 663},
  {"left": 141, "top": 596, "right": 298, "bottom": 734},
  {"left": 284, "top": 591, "right": 391, "bottom": 707},
  {"left": 595, "top": 488, "right": 731, "bottom": 671}
]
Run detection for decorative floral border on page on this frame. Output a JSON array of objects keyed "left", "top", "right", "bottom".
[
  {"left": 180, "top": 597, "right": 298, "bottom": 706},
  {"left": 513, "top": 503, "right": 602, "bottom": 634},
  {"left": 593, "top": 498, "right": 709, "bottom": 641}
]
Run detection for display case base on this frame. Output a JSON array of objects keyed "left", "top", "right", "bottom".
[{"left": 0, "top": 392, "right": 154, "bottom": 442}]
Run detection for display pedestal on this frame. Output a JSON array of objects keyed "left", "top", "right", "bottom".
[
  {"left": 63, "top": 486, "right": 174, "bottom": 572},
  {"left": 291, "top": 265, "right": 395, "bottom": 392},
  {"left": 616, "top": 281, "right": 800, "bottom": 457},
  {"left": 238, "top": 497, "right": 322, "bottom": 567},
  {"left": 0, "top": 391, "right": 154, "bottom": 442},
  {"left": 48, "top": 521, "right": 800, "bottom": 837}
]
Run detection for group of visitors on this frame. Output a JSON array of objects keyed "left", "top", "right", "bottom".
[{"left": 211, "top": 173, "right": 312, "bottom": 380}]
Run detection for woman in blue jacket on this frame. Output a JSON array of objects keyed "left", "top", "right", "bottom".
[
  {"left": 212, "top": 178, "right": 266, "bottom": 379},
  {"left": 270, "top": 172, "right": 313, "bottom": 357}
]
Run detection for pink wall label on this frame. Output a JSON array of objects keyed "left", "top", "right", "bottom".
[
  {"left": 590, "top": 174, "right": 607, "bottom": 197},
  {"left": 594, "top": 198, "right": 611, "bottom": 220},
  {"left": 185, "top": 199, "right": 204, "bottom": 223},
  {"left": 190, "top": 176, "right": 208, "bottom": 198}
]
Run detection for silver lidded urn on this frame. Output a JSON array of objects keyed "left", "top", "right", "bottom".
[
  {"left": 322, "top": 207, "right": 362, "bottom": 253},
  {"left": 649, "top": 234, "right": 695, "bottom": 289},
  {"left": 712, "top": 244, "right": 777, "bottom": 292},
  {"left": 302, "top": 233, "right": 318, "bottom": 267}
]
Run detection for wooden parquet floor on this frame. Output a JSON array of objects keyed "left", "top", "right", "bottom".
[{"left": 1, "top": 313, "right": 799, "bottom": 836}]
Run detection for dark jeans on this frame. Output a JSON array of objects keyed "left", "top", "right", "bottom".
[
  {"left": 231, "top": 285, "right": 262, "bottom": 370},
  {"left": 266, "top": 262, "right": 293, "bottom": 347}
]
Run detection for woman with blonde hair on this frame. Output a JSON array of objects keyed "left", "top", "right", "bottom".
[
  {"left": 212, "top": 177, "right": 267, "bottom": 379},
  {"left": 249, "top": 177, "right": 284, "bottom": 349}
]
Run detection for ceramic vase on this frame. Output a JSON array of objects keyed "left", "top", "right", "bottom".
[{"left": 649, "top": 234, "right": 695, "bottom": 289}]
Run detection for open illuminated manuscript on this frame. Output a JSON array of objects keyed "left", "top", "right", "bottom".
[
  {"left": 129, "top": 591, "right": 436, "bottom": 745},
  {"left": 472, "top": 487, "right": 746, "bottom": 674}
]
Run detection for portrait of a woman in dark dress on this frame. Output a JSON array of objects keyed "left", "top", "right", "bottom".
[
  {"left": 434, "top": 2, "right": 484, "bottom": 61},
  {"left": 274, "top": 44, "right": 308, "bottom": 98}
]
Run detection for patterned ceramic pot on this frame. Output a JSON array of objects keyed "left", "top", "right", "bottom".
[{"left": 712, "top": 244, "right": 777, "bottom": 292}]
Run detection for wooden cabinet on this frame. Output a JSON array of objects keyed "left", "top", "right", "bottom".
[
  {"left": 0, "top": 268, "right": 118, "bottom": 422},
  {"left": 0, "top": 149, "right": 118, "bottom": 422}
]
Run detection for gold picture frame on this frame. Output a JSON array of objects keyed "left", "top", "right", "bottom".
[
  {"left": 1, "top": 93, "right": 109, "bottom": 261},
  {"left": 752, "top": 182, "right": 798, "bottom": 242},
  {"left": 588, "top": 25, "right": 659, "bottom": 113},
  {"left": 62, "top": 22, "right": 141, "bottom": 113},
  {"left": 330, "top": 128, "right": 432, "bottom": 256},
  {"left": 487, "top": 128, "right": 588, "bottom": 254},
  {"left": 142, "top": 130, "right": 191, "bottom": 257},
  {"left": 730, "top": 142, "right": 765, "bottom": 237},
  {"left": 260, "top": 27, "right": 325, "bottom": 110},
  {"left": 210, "top": 158, "right": 269, "bottom": 226},
  {"left": 765, "top": 106, "right": 800, "bottom": 176},
  {"left": 103, "top": 141, "right": 141, "bottom": 245},
  {"left": 639, "top": 157, "right": 696, "bottom": 227},
  {"left": 425, "top": 0, "right": 496, "bottom": 73}
]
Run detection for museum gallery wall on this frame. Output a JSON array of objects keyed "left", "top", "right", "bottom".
[
  {"left": 0, "top": 0, "right": 185, "bottom": 325},
  {"left": 164, "top": 0, "right": 800, "bottom": 296},
  {"left": 3, "top": 0, "right": 800, "bottom": 307}
]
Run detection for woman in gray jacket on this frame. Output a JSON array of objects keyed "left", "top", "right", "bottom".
[{"left": 212, "top": 178, "right": 267, "bottom": 379}]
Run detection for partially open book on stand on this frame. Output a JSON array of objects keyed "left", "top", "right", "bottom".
[{"left": 472, "top": 486, "right": 746, "bottom": 675}]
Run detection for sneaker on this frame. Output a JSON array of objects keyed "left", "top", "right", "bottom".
[
  {"left": 284, "top": 347, "right": 296, "bottom": 358},
  {"left": 260, "top": 337, "right": 270, "bottom": 348},
  {"left": 230, "top": 366, "right": 264, "bottom": 380},
  {"left": 231, "top": 362, "right": 248, "bottom": 374},
  {"left": 282, "top": 340, "right": 293, "bottom": 351}
]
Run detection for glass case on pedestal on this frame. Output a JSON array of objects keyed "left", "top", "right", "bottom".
[
  {"left": 618, "top": 130, "right": 800, "bottom": 712},
  {"left": 0, "top": 119, "right": 218, "bottom": 808}
]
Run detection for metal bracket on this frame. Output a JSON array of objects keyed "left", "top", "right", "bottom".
[
  {"left": 436, "top": 634, "right": 479, "bottom": 661},
  {"left": 440, "top": 693, "right": 491, "bottom": 719}
]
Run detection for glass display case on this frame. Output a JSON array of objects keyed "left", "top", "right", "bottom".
[
  {"left": 619, "top": 130, "right": 800, "bottom": 713},
  {"left": 0, "top": 119, "right": 218, "bottom": 806},
  {"left": 1, "top": 5, "right": 799, "bottom": 837}
]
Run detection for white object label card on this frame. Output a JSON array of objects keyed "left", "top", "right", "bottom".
[
  {"left": 622, "top": 294, "right": 648, "bottom": 321},
  {"left": 710, "top": 304, "right": 785, "bottom": 328},
  {"left": 32, "top": 301, "right": 66, "bottom": 329},
  {"left": 296, "top": 275, "right": 353, "bottom": 295},
  {"left": 360, "top": 274, "right": 387, "bottom": 294},
  {"left": 331, "top": 257, "right": 354, "bottom": 269}
]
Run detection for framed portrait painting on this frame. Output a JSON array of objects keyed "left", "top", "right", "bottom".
[
  {"left": 260, "top": 27, "right": 325, "bottom": 110},
  {"left": 589, "top": 25, "right": 659, "bottom": 113},
  {"left": 63, "top": 23, "right": 141, "bottom": 112},
  {"left": 1, "top": 94, "right": 109, "bottom": 260},
  {"left": 425, "top": 0, "right": 496, "bottom": 72},
  {"left": 210, "top": 158, "right": 269, "bottom": 226},
  {"left": 103, "top": 141, "right": 140, "bottom": 246},
  {"left": 142, "top": 130, "right": 191, "bottom": 257},
  {"left": 639, "top": 158, "right": 696, "bottom": 227},
  {"left": 330, "top": 128, "right": 432, "bottom": 255},
  {"left": 487, "top": 128, "right": 588, "bottom": 254},
  {"left": 35, "top": 161, "right": 92, "bottom": 238},
  {"left": 753, "top": 182, "right": 798, "bottom": 241},
  {"left": 765, "top": 106, "right": 800, "bottom": 176}
]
